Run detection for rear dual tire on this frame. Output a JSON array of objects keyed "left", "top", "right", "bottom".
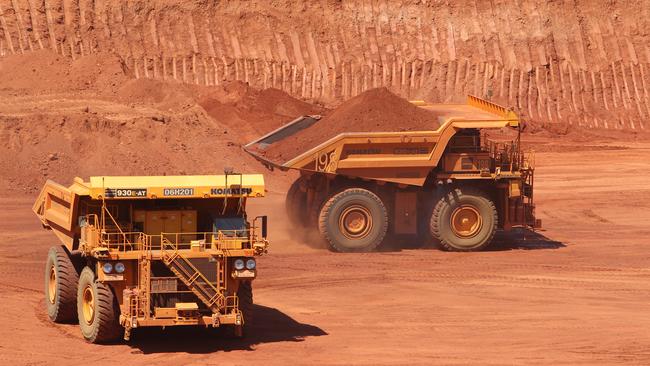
[
  {"left": 45, "top": 248, "right": 122, "bottom": 343},
  {"left": 45, "top": 246, "right": 80, "bottom": 323}
]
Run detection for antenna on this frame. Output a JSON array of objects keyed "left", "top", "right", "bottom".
[
  {"left": 517, "top": 116, "right": 522, "bottom": 169},
  {"left": 222, "top": 169, "right": 230, "bottom": 215},
  {"left": 237, "top": 173, "right": 244, "bottom": 215},
  {"left": 101, "top": 177, "right": 106, "bottom": 231}
]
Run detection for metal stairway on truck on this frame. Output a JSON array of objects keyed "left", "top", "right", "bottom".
[{"left": 161, "top": 239, "right": 226, "bottom": 313}]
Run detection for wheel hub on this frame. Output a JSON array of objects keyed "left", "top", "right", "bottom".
[
  {"left": 82, "top": 285, "right": 95, "bottom": 325},
  {"left": 48, "top": 266, "right": 56, "bottom": 304},
  {"left": 339, "top": 205, "right": 373, "bottom": 239},
  {"left": 450, "top": 205, "right": 482, "bottom": 238}
]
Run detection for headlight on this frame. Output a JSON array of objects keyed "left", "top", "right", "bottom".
[
  {"left": 102, "top": 262, "right": 113, "bottom": 274},
  {"left": 234, "top": 259, "right": 245, "bottom": 270},
  {"left": 114, "top": 262, "right": 125, "bottom": 273},
  {"left": 245, "top": 259, "right": 256, "bottom": 270}
]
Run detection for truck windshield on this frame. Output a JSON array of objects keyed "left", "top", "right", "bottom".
[{"left": 213, "top": 217, "right": 247, "bottom": 237}]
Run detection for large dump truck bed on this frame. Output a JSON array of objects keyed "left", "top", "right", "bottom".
[
  {"left": 33, "top": 174, "right": 266, "bottom": 251},
  {"left": 244, "top": 95, "right": 519, "bottom": 186}
]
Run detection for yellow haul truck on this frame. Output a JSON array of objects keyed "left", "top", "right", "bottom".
[
  {"left": 33, "top": 174, "right": 269, "bottom": 343},
  {"left": 245, "top": 96, "right": 539, "bottom": 252}
]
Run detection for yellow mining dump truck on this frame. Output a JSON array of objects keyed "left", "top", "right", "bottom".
[
  {"left": 33, "top": 174, "right": 269, "bottom": 343},
  {"left": 245, "top": 96, "right": 540, "bottom": 252}
]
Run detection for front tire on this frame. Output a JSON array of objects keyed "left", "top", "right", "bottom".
[
  {"left": 318, "top": 188, "right": 388, "bottom": 252},
  {"left": 45, "top": 246, "right": 79, "bottom": 323},
  {"left": 286, "top": 177, "right": 308, "bottom": 227},
  {"left": 430, "top": 187, "right": 497, "bottom": 251},
  {"left": 77, "top": 267, "right": 123, "bottom": 343},
  {"left": 236, "top": 281, "right": 253, "bottom": 337}
]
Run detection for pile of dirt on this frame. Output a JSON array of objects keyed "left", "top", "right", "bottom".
[
  {"left": 259, "top": 88, "right": 440, "bottom": 162},
  {"left": 0, "top": 108, "right": 251, "bottom": 194},
  {"left": 197, "top": 83, "right": 323, "bottom": 141},
  {"left": 0, "top": 52, "right": 314, "bottom": 195}
]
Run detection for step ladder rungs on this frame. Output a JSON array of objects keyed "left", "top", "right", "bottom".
[
  {"left": 187, "top": 272, "right": 201, "bottom": 284},
  {"left": 160, "top": 252, "right": 224, "bottom": 311},
  {"left": 170, "top": 263, "right": 192, "bottom": 278},
  {"left": 166, "top": 252, "right": 179, "bottom": 263},
  {"left": 193, "top": 284, "right": 215, "bottom": 299},
  {"left": 207, "top": 292, "right": 224, "bottom": 306}
]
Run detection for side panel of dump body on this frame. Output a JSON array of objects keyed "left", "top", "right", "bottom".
[
  {"left": 32, "top": 180, "right": 80, "bottom": 250},
  {"left": 284, "top": 120, "right": 514, "bottom": 186}
]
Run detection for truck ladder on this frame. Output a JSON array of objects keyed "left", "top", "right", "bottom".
[
  {"left": 136, "top": 233, "right": 152, "bottom": 319},
  {"left": 217, "top": 260, "right": 226, "bottom": 292},
  {"left": 161, "top": 240, "right": 226, "bottom": 313},
  {"left": 523, "top": 167, "right": 536, "bottom": 228}
]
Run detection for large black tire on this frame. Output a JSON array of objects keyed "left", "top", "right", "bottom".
[
  {"left": 286, "top": 177, "right": 308, "bottom": 227},
  {"left": 415, "top": 193, "right": 440, "bottom": 248},
  {"left": 430, "top": 187, "right": 497, "bottom": 251},
  {"left": 318, "top": 188, "right": 388, "bottom": 252},
  {"left": 45, "top": 246, "right": 80, "bottom": 323},
  {"left": 76, "top": 267, "right": 123, "bottom": 343},
  {"left": 238, "top": 281, "right": 253, "bottom": 336}
]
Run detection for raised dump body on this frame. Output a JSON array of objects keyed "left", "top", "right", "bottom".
[
  {"left": 34, "top": 174, "right": 268, "bottom": 343},
  {"left": 245, "top": 96, "right": 539, "bottom": 252}
]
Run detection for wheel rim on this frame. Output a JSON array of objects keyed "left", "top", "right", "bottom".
[
  {"left": 450, "top": 205, "right": 482, "bottom": 238},
  {"left": 48, "top": 266, "right": 57, "bottom": 304},
  {"left": 339, "top": 205, "right": 373, "bottom": 239},
  {"left": 82, "top": 285, "right": 95, "bottom": 325}
]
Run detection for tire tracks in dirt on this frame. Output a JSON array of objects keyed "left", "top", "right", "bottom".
[{"left": 256, "top": 267, "right": 650, "bottom": 294}]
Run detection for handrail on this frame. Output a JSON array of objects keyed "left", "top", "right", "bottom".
[
  {"left": 95, "top": 230, "right": 254, "bottom": 252},
  {"left": 83, "top": 208, "right": 257, "bottom": 252},
  {"left": 101, "top": 205, "right": 130, "bottom": 246},
  {"left": 482, "top": 137, "right": 526, "bottom": 173}
]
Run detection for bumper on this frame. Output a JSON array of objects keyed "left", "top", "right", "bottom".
[{"left": 122, "top": 311, "right": 242, "bottom": 329}]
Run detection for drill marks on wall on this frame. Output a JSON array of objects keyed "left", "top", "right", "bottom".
[
  {"left": 640, "top": 64, "right": 650, "bottom": 118},
  {"left": 629, "top": 63, "right": 644, "bottom": 119},
  {"left": 0, "top": 0, "right": 18, "bottom": 54},
  {"left": 0, "top": 3, "right": 15, "bottom": 55},
  {"left": 61, "top": 0, "right": 76, "bottom": 59},
  {"left": 1, "top": 1, "right": 649, "bottom": 130},
  {"left": 11, "top": 0, "right": 31, "bottom": 52},
  {"left": 25, "top": 0, "right": 43, "bottom": 50},
  {"left": 78, "top": 0, "right": 92, "bottom": 55}
]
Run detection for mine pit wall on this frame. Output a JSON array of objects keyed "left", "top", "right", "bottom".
[{"left": 0, "top": 0, "right": 648, "bottom": 130}]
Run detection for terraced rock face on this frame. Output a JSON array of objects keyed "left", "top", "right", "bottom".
[{"left": 0, "top": 0, "right": 648, "bottom": 130}]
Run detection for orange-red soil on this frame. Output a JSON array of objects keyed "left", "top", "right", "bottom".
[
  {"left": 2, "top": 8, "right": 650, "bottom": 363},
  {"left": 3, "top": 141, "right": 650, "bottom": 365}
]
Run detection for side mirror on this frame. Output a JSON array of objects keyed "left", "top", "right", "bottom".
[{"left": 261, "top": 215, "right": 268, "bottom": 239}]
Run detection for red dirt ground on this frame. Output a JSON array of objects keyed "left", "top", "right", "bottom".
[
  {"left": 2, "top": 139, "right": 650, "bottom": 365},
  {"left": 2, "top": 20, "right": 650, "bottom": 363}
]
